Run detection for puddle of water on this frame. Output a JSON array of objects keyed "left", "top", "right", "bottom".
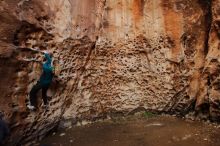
[{"left": 40, "top": 116, "right": 220, "bottom": 146}]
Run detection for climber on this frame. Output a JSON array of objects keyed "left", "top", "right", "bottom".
[
  {"left": 0, "top": 112, "right": 10, "bottom": 145},
  {"left": 27, "top": 50, "right": 54, "bottom": 110}
]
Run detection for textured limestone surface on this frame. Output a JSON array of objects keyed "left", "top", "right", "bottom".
[{"left": 0, "top": 0, "right": 220, "bottom": 145}]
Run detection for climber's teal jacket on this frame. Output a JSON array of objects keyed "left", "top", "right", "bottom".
[{"left": 39, "top": 53, "right": 53, "bottom": 85}]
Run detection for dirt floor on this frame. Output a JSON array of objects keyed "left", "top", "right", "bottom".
[{"left": 40, "top": 115, "right": 220, "bottom": 146}]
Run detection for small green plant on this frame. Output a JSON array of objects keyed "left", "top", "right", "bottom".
[{"left": 143, "top": 111, "right": 156, "bottom": 118}]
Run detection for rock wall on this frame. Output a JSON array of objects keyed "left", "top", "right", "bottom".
[{"left": 0, "top": 0, "right": 220, "bottom": 145}]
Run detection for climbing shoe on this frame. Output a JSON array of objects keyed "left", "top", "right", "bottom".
[{"left": 27, "top": 105, "right": 36, "bottom": 110}]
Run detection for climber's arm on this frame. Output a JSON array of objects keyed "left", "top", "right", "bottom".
[{"left": 44, "top": 52, "right": 52, "bottom": 64}]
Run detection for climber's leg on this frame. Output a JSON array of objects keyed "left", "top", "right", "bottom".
[
  {"left": 0, "top": 119, "right": 9, "bottom": 145},
  {"left": 28, "top": 82, "right": 42, "bottom": 109},
  {"left": 42, "top": 85, "right": 49, "bottom": 106}
]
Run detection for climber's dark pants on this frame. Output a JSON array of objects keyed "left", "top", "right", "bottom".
[{"left": 29, "top": 81, "right": 49, "bottom": 107}]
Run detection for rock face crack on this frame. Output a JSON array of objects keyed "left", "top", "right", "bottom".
[
  {"left": 201, "top": 0, "right": 213, "bottom": 57},
  {"left": 60, "top": 41, "right": 97, "bottom": 118}
]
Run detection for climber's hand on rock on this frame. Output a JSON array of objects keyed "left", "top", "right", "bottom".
[
  {"left": 42, "top": 50, "right": 53, "bottom": 56},
  {"left": 42, "top": 50, "right": 48, "bottom": 54},
  {"left": 29, "top": 47, "right": 40, "bottom": 52}
]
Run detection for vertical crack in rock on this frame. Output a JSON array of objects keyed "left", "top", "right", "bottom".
[
  {"left": 59, "top": 40, "right": 97, "bottom": 123},
  {"left": 201, "top": 0, "right": 213, "bottom": 73},
  {"left": 203, "top": 0, "right": 212, "bottom": 56},
  {"left": 60, "top": 0, "right": 107, "bottom": 120}
]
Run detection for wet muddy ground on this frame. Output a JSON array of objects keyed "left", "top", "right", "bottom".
[{"left": 40, "top": 115, "right": 220, "bottom": 146}]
